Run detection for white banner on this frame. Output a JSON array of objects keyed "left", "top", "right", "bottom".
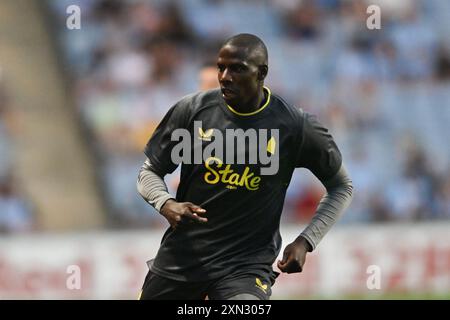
[{"left": 0, "top": 223, "right": 449, "bottom": 299}]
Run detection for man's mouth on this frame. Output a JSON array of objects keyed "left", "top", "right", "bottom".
[{"left": 221, "top": 88, "right": 237, "bottom": 98}]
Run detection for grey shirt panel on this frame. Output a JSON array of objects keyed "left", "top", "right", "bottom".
[
  {"left": 300, "top": 164, "right": 353, "bottom": 251},
  {"left": 137, "top": 158, "right": 175, "bottom": 212}
]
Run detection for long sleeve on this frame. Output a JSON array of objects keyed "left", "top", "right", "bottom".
[
  {"left": 137, "top": 158, "right": 175, "bottom": 212},
  {"left": 299, "top": 164, "right": 353, "bottom": 251}
]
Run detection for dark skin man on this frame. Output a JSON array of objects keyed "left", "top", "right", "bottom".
[
  {"left": 138, "top": 33, "right": 352, "bottom": 300},
  {"left": 160, "top": 38, "right": 311, "bottom": 275}
]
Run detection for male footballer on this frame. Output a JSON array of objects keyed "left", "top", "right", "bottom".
[{"left": 137, "top": 33, "right": 353, "bottom": 300}]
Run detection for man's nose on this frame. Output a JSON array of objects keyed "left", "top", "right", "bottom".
[{"left": 220, "top": 68, "right": 232, "bottom": 82}]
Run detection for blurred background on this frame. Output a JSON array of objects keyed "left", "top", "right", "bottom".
[{"left": 0, "top": 0, "right": 449, "bottom": 299}]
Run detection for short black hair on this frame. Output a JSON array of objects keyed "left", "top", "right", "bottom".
[{"left": 222, "top": 33, "right": 268, "bottom": 66}]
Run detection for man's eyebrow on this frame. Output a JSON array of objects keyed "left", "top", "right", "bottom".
[
  {"left": 216, "top": 62, "right": 249, "bottom": 70},
  {"left": 229, "top": 61, "right": 249, "bottom": 68}
]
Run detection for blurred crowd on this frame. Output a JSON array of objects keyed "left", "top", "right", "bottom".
[
  {"left": 0, "top": 68, "right": 35, "bottom": 233},
  {"left": 47, "top": 0, "right": 450, "bottom": 228}
]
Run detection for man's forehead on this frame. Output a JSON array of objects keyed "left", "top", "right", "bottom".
[{"left": 218, "top": 44, "right": 254, "bottom": 63}]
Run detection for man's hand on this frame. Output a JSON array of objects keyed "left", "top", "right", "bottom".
[
  {"left": 160, "top": 199, "right": 207, "bottom": 229},
  {"left": 277, "top": 236, "right": 312, "bottom": 274}
]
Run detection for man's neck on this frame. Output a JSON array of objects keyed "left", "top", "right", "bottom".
[{"left": 235, "top": 87, "right": 267, "bottom": 114}]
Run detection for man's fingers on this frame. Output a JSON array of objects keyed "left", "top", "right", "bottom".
[
  {"left": 277, "top": 253, "right": 291, "bottom": 269},
  {"left": 277, "top": 254, "right": 303, "bottom": 273},
  {"left": 189, "top": 203, "right": 206, "bottom": 213},
  {"left": 191, "top": 207, "right": 207, "bottom": 214},
  {"left": 277, "top": 260, "right": 286, "bottom": 270},
  {"left": 277, "top": 259, "right": 292, "bottom": 273},
  {"left": 277, "top": 250, "right": 291, "bottom": 271},
  {"left": 185, "top": 202, "right": 207, "bottom": 214},
  {"left": 191, "top": 212, "right": 208, "bottom": 223},
  {"left": 183, "top": 211, "right": 208, "bottom": 223},
  {"left": 278, "top": 260, "right": 302, "bottom": 274}
]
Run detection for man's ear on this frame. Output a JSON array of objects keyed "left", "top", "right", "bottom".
[{"left": 258, "top": 65, "right": 268, "bottom": 81}]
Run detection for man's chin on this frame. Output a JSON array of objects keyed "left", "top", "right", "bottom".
[{"left": 221, "top": 93, "right": 238, "bottom": 106}]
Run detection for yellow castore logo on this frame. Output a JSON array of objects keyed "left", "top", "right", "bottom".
[
  {"left": 266, "top": 136, "right": 276, "bottom": 155},
  {"left": 204, "top": 157, "right": 261, "bottom": 191},
  {"left": 198, "top": 128, "right": 214, "bottom": 141},
  {"left": 255, "top": 278, "right": 268, "bottom": 293}
]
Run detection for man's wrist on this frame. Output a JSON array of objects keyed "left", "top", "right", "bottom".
[
  {"left": 294, "top": 235, "right": 313, "bottom": 252},
  {"left": 159, "top": 198, "right": 176, "bottom": 215}
]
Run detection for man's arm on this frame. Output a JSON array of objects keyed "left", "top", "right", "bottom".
[
  {"left": 137, "top": 158, "right": 175, "bottom": 212},
  {"left": 299, "top": 164, "right": 353, "bottom": 251},
  {"left": 277, "top": 164, "right": 353, "bottom": 273},
  {"left": 137, "top": 158, "right": 207, "bottom": 228}
]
